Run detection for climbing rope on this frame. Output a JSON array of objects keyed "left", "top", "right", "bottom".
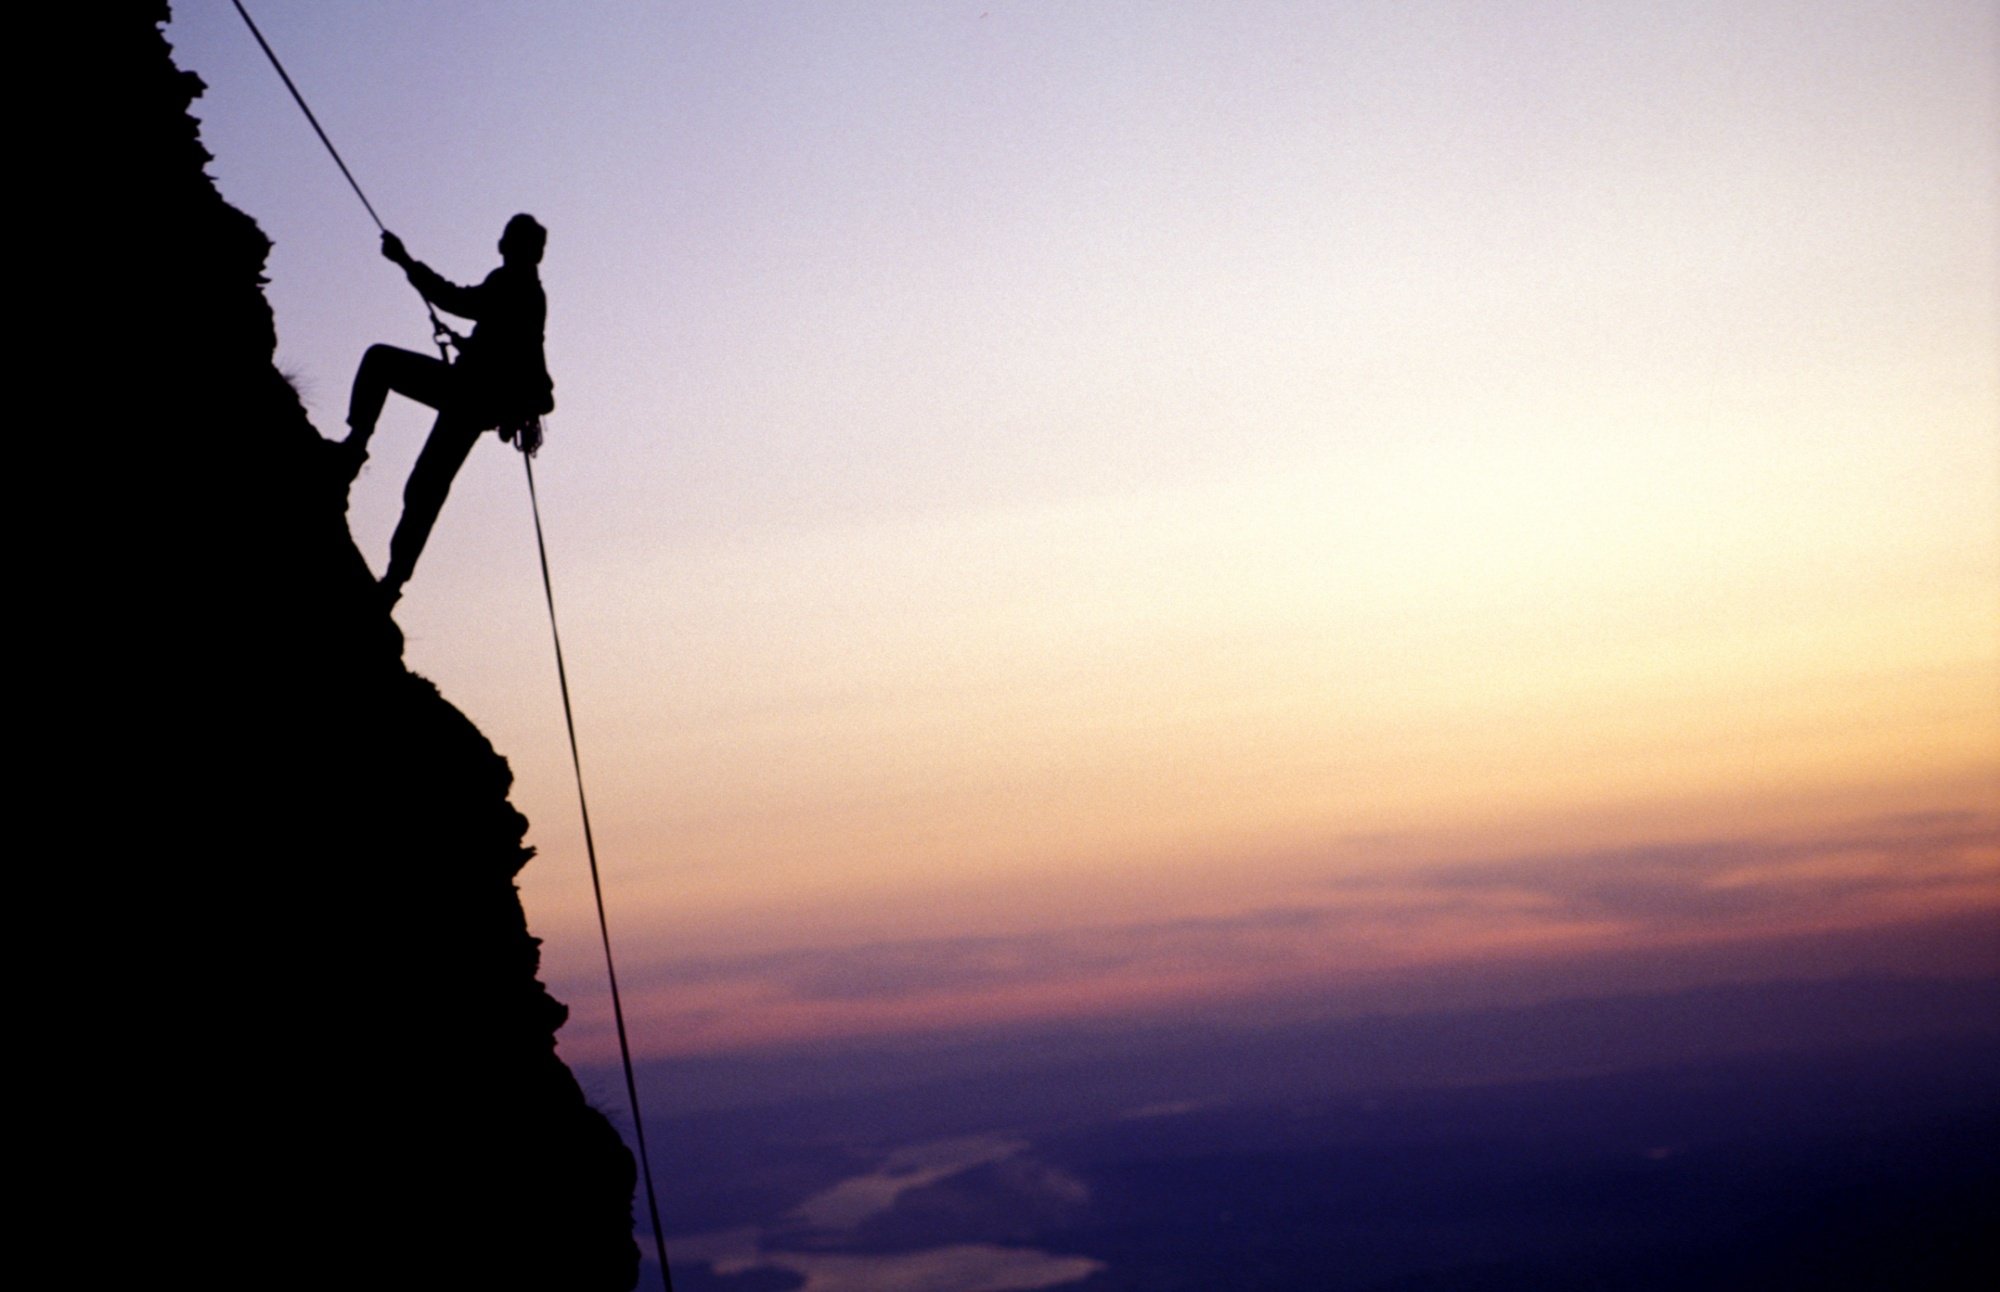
[
  {"left": 228, "top": 5, "right": 677, "bottom": 1286},
  {"left": 522, "top": 454, "right": 677, "bottom": 1291},
  {"left": 229, "top": 0, "right": 457, "bottom": 359}
]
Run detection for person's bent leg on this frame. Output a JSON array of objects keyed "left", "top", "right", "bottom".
[
  {"left": 346, "top": 345, "right": 453, "bottom": 449},
  {"left": 380, "top": 416, "right": 485, "bottom": 602}
]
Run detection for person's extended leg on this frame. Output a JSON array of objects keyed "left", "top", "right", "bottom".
[
  {"left": 380, "top": 414, "right": 485, "bottom": 602},
  {"left": 346, "top": 345, "right": 453, "bottom": 450}
]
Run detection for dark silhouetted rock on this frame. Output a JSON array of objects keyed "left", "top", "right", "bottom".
[{"left": 58, "top": 6, "right": 637, "bottom": 1286}]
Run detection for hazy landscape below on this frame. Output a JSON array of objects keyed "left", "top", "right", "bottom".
[{"left": 581, "top": 974, "right": 1999, "bottom": 1291}]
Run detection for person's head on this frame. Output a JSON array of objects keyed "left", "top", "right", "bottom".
[{"left": 500, "top": 213, "right": 547, "bottom": 266}]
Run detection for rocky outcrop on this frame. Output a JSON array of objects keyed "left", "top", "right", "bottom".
[{"left": 68, "top": 6, "right": 637, "bottom": 1285}]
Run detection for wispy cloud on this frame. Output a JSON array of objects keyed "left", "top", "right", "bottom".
[
  {"left": 591, "top": 810, "right": 1999, "bottom": 1053},
  {"left": 1416, "top": 809, "right": 2000, "bottom": 928},
  {"left": 632, "top": 904, "right": 1337, "bottom": 1001}
]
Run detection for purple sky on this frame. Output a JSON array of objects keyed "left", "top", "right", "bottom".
[{"left": 168, "top": 1, "right": 1998, "bottom": 1062}]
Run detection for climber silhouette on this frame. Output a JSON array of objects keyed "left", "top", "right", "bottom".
[{"left": 336, "top": 213, "right": 555, "bottom": 605}]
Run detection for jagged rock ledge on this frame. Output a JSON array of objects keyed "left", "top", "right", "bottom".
[{"left": 69, "top": 7, "right": 639, "bottom": 1286}]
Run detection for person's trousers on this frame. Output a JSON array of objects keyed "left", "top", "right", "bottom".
[{"left": 348, "top": 344, "right": 487, "bottom": 592}]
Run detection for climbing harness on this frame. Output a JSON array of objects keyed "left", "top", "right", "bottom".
[{"left": 228, "top": 5, "right": 676, "bottom": 1286}]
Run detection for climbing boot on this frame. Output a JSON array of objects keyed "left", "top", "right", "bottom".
[{"left": 319, "top": 434, "right": 367, "bottom": 483}]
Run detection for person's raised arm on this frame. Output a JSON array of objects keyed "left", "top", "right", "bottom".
[{"left": 381, "top": 231, "right": 485, "bottom": 320}]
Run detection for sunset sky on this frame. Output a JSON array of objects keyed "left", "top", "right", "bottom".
[{"left": 168, "top": 1, "right": 1997, "bottom": 1062}]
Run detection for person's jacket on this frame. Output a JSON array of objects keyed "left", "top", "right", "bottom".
[{"left": 407, "top": 259, "right": 555, "bottom": 427}]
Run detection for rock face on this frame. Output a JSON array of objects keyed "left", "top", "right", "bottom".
[{"left": 80, "top": 7, "right": 638, "bottom": 1285}]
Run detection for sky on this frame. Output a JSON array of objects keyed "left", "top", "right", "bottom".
[{"left": 166, "top": 1, "right": 1998, "bottom": 1063}]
